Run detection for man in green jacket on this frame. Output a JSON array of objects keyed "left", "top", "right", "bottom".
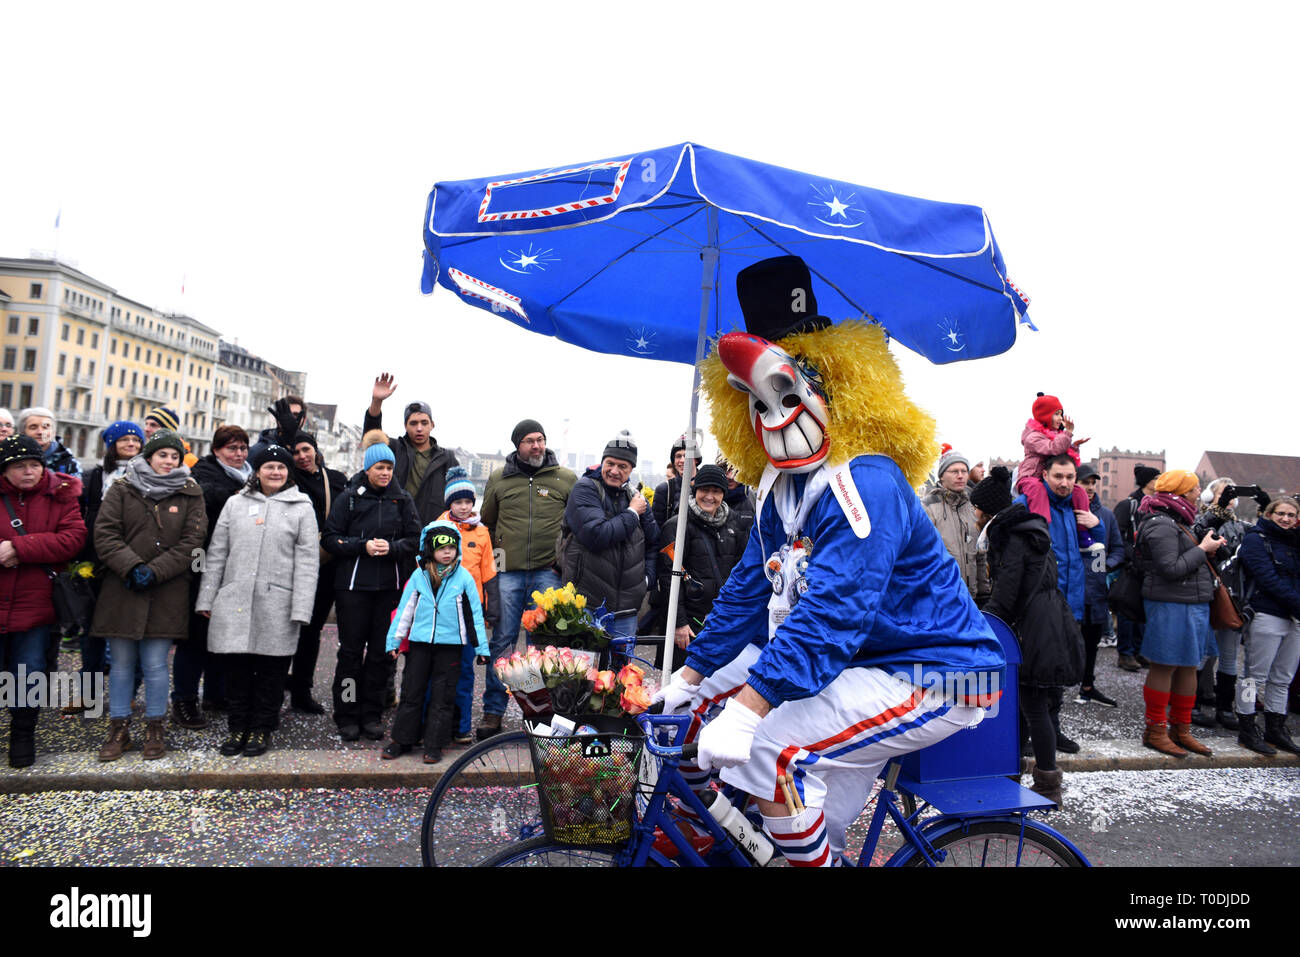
[{"left": 477, "top": 419, "right": 576, "bottom": 736}]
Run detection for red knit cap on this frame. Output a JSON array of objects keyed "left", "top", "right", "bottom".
[{"left": 1032, "top": 392, "right": 1062, "bottom": 426}]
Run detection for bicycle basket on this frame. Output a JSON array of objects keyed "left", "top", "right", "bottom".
[{"left": 527, "top": 714, "right": 644, "bottom": 846}]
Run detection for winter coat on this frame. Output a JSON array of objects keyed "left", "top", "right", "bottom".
[
  {"left": 386, "top": 521, "right": 487, "bottom": 655},
  {"left": 89, "top": 476, "right": 208, "bottom": 640},
  {"left": 192, "top": 453, "right": 249, "bottom": 550},
  {"left": 480, "top": 450, "right": 577, "bottom": 572},
  {"left": 0, "top": 471, "right": 87, "bottom": 633},
  {"left": 651, "top": 504, "right": 749, "bottom": 631},
  {"left": 436, "top": 509, "right": 500, "bottom": 628},
  {"left": 42, "top": 438, "right": 82, "bottom": 479},
  {"left": 922, "top": 487, "right": 990, "bottom": 604},
  {"left": 1082, "top": 495, "right": 1125, "bottom": 626},
  {"left": 724, "top": 483, "right": 757, "bottom": 539},
  {"left": 1017, "top": 419, "right": 1076, "bottom": 481},
  {"left": 77, "top": 464, "right": 128, "bottom": 563},
  {"left": 983, "top": 504, "right": 1085, "bottom": 688},
  {"left": 1114, "top": 491, "right": 1143, "bottom": 555},
  {"left": 685, "top": 456, "right": 1005, "bottom": 708},
  {"left": 361, "top": 408, "right": 458, "bottom": 525},
  {"left": 1238, "top": 519, "right": 1300, "bottom": 621},
  {"left": 322, "top": 472, "right": 421, "bottom": 592},
  {"left": 561, "top": 468, "right": 659, "bottom": 616},
  {"left": 296, "top": 464, "right": 349, "bottom": 531},
  {"left": 195, "top": 486, "right": 320, "bottom": 656},
  {"left": 1137, "top": 506, "right": 1215, "bottom": 605},
  {"left": 653, "top": 475, "right": 684, "bottom": 530}
]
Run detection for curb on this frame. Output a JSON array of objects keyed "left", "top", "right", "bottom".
[{"left": 2, "top": 739, "right": 1295, "bottom": 794}]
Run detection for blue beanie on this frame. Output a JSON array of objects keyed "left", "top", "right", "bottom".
[
  {"left": 444, "top": 465, "right": 475, "bottom": 505},
  {"left": 363, "top": 443, "right": 396, "bottom": 470},
  {"left": 103, "top": 420, "right": 145, "bottom": 447}
]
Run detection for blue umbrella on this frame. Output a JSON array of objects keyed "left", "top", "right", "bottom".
[{"left": 421, "top": 142, "right": 1033, "bottom": 673}]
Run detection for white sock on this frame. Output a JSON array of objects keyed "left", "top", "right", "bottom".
[{"left": 761, "top": 807, "right": 831, "bottom": 867}]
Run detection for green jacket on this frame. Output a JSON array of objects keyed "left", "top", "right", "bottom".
[{"left": 480, "top": 451, "right": 577, "bottom": 573}]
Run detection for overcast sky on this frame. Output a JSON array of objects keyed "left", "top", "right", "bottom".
[{"left": 4, "top": 2, "right": 1295, "bottom": 478}]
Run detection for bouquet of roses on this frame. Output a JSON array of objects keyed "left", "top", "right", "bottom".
[
  {"left": 522, "top": 583, "right": 610, "bottom": 651},
  {"left": 493, "top": 644, "right": 600, "bottom": 719},
  {"left": 585, "top": 662, "right": 653, "bottom": 718}
]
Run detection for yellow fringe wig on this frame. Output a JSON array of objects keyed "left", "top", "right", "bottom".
[{"left": 700, "top": 320, "right": 938, "bottom": 491}]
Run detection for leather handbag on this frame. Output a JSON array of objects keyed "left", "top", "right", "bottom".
[{"left": 2, "top": 494, "right": 97, "bottom": 636}]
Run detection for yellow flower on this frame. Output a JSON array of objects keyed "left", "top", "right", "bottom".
[
  {"left": 531, "top": 591, "right": 544, "bottom": 605},
  {"left": 575, "top": 594, "right": 586, "bottom": 610}
]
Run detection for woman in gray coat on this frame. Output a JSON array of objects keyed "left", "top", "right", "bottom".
[{"left": 197, "top": 445, "right": 319, "bottom": 757}]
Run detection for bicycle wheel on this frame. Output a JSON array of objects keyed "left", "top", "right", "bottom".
[
  {"left": 481, "top": 836, "right": 623, "bottom": 867},
  {"left": 420, "top": 731, "right": 542, "bottom": 866},
  {"left": 900, "top": 819, "right": 1086, "bottom": 867}
]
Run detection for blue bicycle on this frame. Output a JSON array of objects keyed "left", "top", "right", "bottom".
[{"left": 477, "top": 614, "right": 1090, "bottom": 868}]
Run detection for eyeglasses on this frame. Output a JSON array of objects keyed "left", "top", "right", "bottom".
[{"left": 223, "top": 444, "right": 249, "bottom": 453}]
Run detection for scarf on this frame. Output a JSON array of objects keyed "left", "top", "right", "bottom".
[
  {"left": 1138, "top": 491, "right": 1197, "bottom": 526},
  {"left": 124, "top": 455, "right": 192, "bottom": 501},
  {"left": 220, "top": 459, "right": 252, "bottom": 486},
  {"left": 101, "top": 464, "right": 130, "bottom": 500},
  {"left": 446, "top": 509, "right": 482, "bottom": 529},
  {"left": 688, "top": 497, "right": 731, "bottom": 529}
]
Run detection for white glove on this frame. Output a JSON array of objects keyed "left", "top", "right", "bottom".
[
  {"left": 650, "top": 668, "right": 701, "bottom": 715},
  {"left": 695, "top": 697, "right": 763, "bottom": 772}
]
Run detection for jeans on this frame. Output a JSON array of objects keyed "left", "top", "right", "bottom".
[
  {"left": 454, "top": 643, "right": 476, "bottom": 736},
  {"left": 1236, "top": 613, "right": 1300, "bottom": 714},
  {"left": 109, "top": 638, "right": 171, "bottom": 719},
  {"left": 1, "top": 626, "right": 50, "bottom": 711},
  {"left": 1117, "top": 615, "right": 1144, "bottom": 657},
  {"left": 482, "top": 567, "right": 560, "bottom": 716},
  {"left": 1214, "top": 628, "right": 1242, "bottom": 677}
]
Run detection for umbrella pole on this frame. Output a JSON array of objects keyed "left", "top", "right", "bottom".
[{"left": 662, "top": 209, "right": 719, "bottom": 678}]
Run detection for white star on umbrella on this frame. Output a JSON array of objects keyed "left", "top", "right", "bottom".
[
  {"left": 945, "top": 330, "right": 960, "bottom": 345},
  {"left": 633, "top": 335, "right": 650, "bottom": 349},
  {"left": 823, "top": 194, "right": 849, "bottom": 218},
  {"left": 514, "top": 253, "right": 539, "bottom": 269}
]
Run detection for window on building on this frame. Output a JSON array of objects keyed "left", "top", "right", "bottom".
[
  {"left": 2, "top": 348, "right": 15, "bottom": 370},
  {"left": 83, "top": 392, "right": 91, "bottom": 412},
  {"left": 0, "top": 384, "right": 11, "bottom": 407},
  {"left": 55, "top": 388, "right": 64, "bottom": 409},
  {"left": 103, "top": 398, "right": 110, "bottom": 416},
  {"left": 172, "top": 383, "right": 178, "bottom": 398},
  {"left": 110, "top": 338, "right": 117, "bottom": 355},
  {"left": 132, "top": 371, "right": 138, "bottom": 388},
  {"left": 115, "top": 399, "right": 122, "bottom": 419},
  {"left": 186, "top": 386, "right": 192, "bottom": 402},
  {"left": 166, "top": 357, "right": 172, "bottom": 370},
  {"left": 134, "top": 346, "right": 140, "bottom": 360},
  {"left": 73, "top": 357, "right": 82, "bottom": 375},
  {"left": 28, "top": 317, "right": 39, "bottom": 335},
  {"left": 108, "top": 364, "right": 114, "bottom": 382},
  {"left": 1102, "top": 461, "right": 1109, "bottom": 473},
  {"left": 88, "top": 361, "right": 96, "bottom": 376},
  {"left": 91, "top": 332, "right": 98, "bottom": 348},
  {"left": 153, "top": 376, "right": 159, "bottom": 390},
  {"left": 76, "top": 328, "right": 85, "bottom": 345},
  {"left": 61, "top": 324, "right": 70, "bottom": 341},
  {"left": 57, "top": 353, "right": 67, "bottom": 375},
  {"left": 19, "top": 384, "right": 32, "bottom": 407},
  {"left": 22, "top": 349, "right": 36, "bottom": 372},
  {"left": 119, "top": 368, "right": 126, "bottom": 387},
  {"left": 6, "top": 317, "right": 17, "bottom": 335},
  {"left": 29, "top": 282, "right": 42, "bottom": 299},
  {"left": 146, "top": 349, "right": 151, "bottom": 364}
]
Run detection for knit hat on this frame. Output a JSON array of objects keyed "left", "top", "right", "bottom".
[
  {"left": 671, "top": 434, "right": 703, "bottom": 463},
  {"left": 291, "top": 431, "right": 318, "bottom": 450},
  {"left": 1032, "top": 393, "right": 1062, "bottom": 427},
  {"left": 404, "top": 401, "right": 433, "bottom": 423},
  {"left": 143, "top": 430, "right": 185, "bottom": 460},
  {"left": 1154, "top": 470, "right": 1198, "bottom": 497},
  {"left": 363, "top": 443, "right": 396, "bottom": 470},
  {"left": 1076, "top": 463, "right": 1100, "bottom": 482},
  {"left": 511, "top": 419, "right": 545, "bottom": 448},
  {"left": 145, "top": 406, "right": 181, "bottom": 432},
  {"left": 103, "top": 420, "right": 145, "bottom": 447},
  {"left": 445, "top": 465, "right": 476, "bottom": 505},
  {"left": 252, "top": 444, "right": 295, "bottom": 471},
  {"left": 936, "top": 449, "right": 970, "bottom": 478},
  {"left": 602, "top": 430, "right": 638, "bottom": 466},
  {"left": 1134, "top": 464, "right": 1160, "bottom": 489},
  {"left": 970, "top": 474, "right": 1014, "bottom": 517},
  {"left": 691, "top": 464, "right": 729, "bottom": 492},
  {"left": 0, "top": 435, "right": 44, "bottom": 468}
]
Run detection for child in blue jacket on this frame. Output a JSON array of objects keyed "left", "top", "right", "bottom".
[{"left": 383, "top": 520, "right": 487, "bottom": 763}]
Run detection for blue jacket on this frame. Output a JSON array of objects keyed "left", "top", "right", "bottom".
[
  {"left": 1018, "top": 481, "right": 1087, "bottom": 621},
  {"left": 1239, "top": 518, "right": 1300, "bottom": 622},
  {"left": 685, "top": 456, "right": 1004, "bottom": 707},
  {"left": 1082, "top": 494, "right": 1124, "bottom": 625},
  {"left": 386, "top": 520, "right": 488, "bottom": 654}
]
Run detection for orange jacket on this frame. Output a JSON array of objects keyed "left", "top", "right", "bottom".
[{"left": 436, "top": 509, "right": 496, "bottom": 602}]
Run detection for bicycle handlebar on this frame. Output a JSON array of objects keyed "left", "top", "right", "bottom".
[{"left": 636, "top": 712, "right": 698, "bottom": 762}]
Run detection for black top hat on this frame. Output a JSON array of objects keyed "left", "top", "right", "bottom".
[{"left": 736, "top": 256, "right": 831, "bottom": 341}]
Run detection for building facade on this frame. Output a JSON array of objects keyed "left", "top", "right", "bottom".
[
  {"left": 1089, "top": 447, "right": 1167, "bottom": 508},
  {"left": 0, "top": 257, "right": 221, "bottom": 460}
]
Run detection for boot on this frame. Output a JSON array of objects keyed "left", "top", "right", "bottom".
[
  {"left": 98, "top": 718, "right": 132, "bottom": 762},
  {"left": 242, "top": 730, "right": 271, "bottom": 757},
  {"left": 1168, "top": 723, "right": 1212, "bottom": 756},
  {"left": 141, "top": 718, "right": 167, "bottom": 760},
  {"left": 172, "top": 698, "right": 208, "bottom": 729},
  {"left": 1236, "top": 713, "right": 1276, "bottom": 756},
  {"left": 7, "top": 708, "right": 38, "bottom": 769},
  {"left": 1117, "top": 654, "right": 1141, "bottom": 672},
  {"left": 1263, "top": 713, "right": 1299, "bottom": 755},
  {"left": 477, "top": 711, "right": 504, "bottom": 741},
  {"left": 1214, "top": 673, "right": 1239, "bottom": 730},
  {"left": 1142, "top": 722, "right": 1187, "bottom": 758},
  {"left": 1190, "top": 707, "right": 1216, "bottom": 728},
  {"left": 1029, "top": 767, "right": 1063, "bottom": 805}
]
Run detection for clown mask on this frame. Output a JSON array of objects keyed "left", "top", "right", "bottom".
[{"left": 718, "top": 332, "right": 829, "bottom": 472}]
